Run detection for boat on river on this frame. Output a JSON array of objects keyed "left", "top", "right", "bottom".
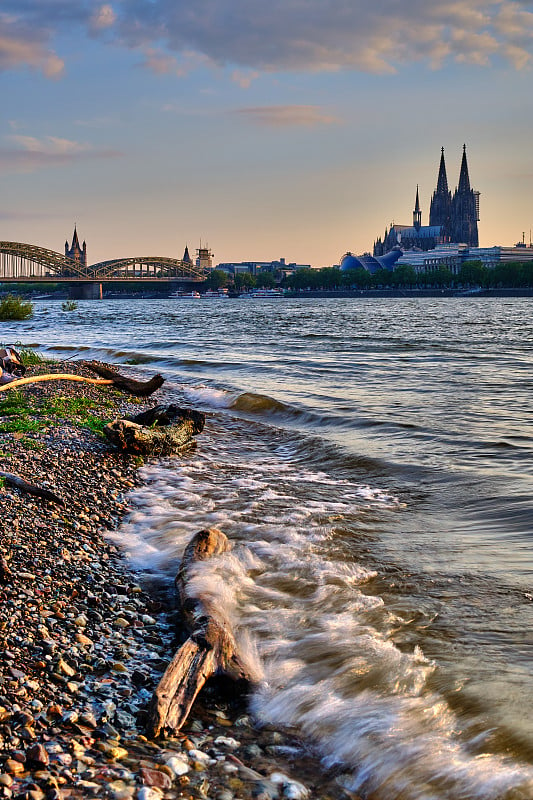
[{"left": 240, "top": 288, "right": 285, "bottom": 298}]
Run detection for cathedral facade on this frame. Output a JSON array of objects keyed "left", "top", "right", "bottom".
[{"left": 374, "top": 146, "right": 480, "bottom": 256}]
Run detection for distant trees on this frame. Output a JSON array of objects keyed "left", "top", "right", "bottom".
[
  {"left": 282, "top": 259, "right": 533, "bottom": 292},
  {"left": 234, "top": 272, "right": 256, "bottom": 292},
  {"left": 457, "top": 260, "right": 485, "bottom": 287},
  {"left": 204, "top": 269, "right": 228, "bottom": 290},
  {"left": 255, "top": 272, "right": 276, "bottom": 289}
]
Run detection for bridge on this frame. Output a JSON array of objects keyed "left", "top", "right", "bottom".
[{"left": 0, "top": 241, "right": 206, "bottom": 298}]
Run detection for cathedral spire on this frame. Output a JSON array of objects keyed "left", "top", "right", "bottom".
[
  {"left": 436, "top": 147, "right": 449, "bottom": 194},
  {"left": 413, "top": 185, "right": 422, "bottom": 229},
  {"left": 457, "top": 144, "right": 471, "bottom": 193}
]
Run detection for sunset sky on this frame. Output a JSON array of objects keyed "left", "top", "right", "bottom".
[{"left": 1, "top": 1, "right": 533, "bottom": 267}]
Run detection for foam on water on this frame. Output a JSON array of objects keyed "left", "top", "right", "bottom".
[
  {"left": 112, "top": 424, "right": 533, "bottom": 799},
  {"left": 182, "top": 384, "right": 235, "bottom": 408}
]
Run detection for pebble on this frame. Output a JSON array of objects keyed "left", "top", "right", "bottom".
[
  {"left": 165, "top": 756, "right": 190, "bottom": 777},
  {"left": 136, "top": 788, "right": 163, "bottom": 800}
]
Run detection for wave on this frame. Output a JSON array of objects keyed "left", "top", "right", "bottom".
[
  {"left": 114, "top": 432, "right": 533, "bottom": 800},
  {"left": 231, "top": 391, "right": 291, "bottom": 415}
]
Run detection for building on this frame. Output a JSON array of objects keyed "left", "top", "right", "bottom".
[
  {"left": 395, "top": 243, "right": 533, "bottom": 275},
  {"left": 374, "top": 146, "right": 480, "bottom": 255},
  {"left": 339, "top": 247, "right": 403, "bottom": 274},
  {"left": 196, "top": 246, "right": 213, "bottom": 271},
  {"left": 217, "top": 258, "right": 311, "bottom": 276},
  {"left": 65, "top": 226, "right": 87, "bottom": 268}
]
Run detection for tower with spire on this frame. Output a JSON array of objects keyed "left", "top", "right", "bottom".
[
  {"left": 413, "top": 186, "right": 422, "bottom": 230},
  {"left": 450, "top": 145, "right": 479, "bottom": 246},
  {"left": 65, "top": 226, "right": 87, "bottom": 268},
  {"left": 429, "top": 147, "right": 452, "bottom": 237}
]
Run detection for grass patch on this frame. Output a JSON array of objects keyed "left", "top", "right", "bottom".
[
  {"left": 0, "top": 417, "right": 42, "bottom": 434},
  {"left": 0, "top": 295, "right": 33, "bottom": 320},
  {"left": 42, "top": 395, "right": 98, "bottom": 417},
  {"left": 20, "top": 438, "right": 46, "bottom": 451},
  {"left": 0, "top": 390, "right": 31, "bottom": 417},
  {"left": 83, "top": 415, "right": 108, "bottom": 436},
  {"left": 0, "top": 389, "right": 110, "bottom": 437}
]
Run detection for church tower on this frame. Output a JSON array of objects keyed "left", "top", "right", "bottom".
[
  {"left": 413, "top": 186, "right": 422, "bottom": 230},
  {"left": 451, "top": 145, "right": 479, "bottom": 246},
  {"left": 65, "top": 226, "right": 87, "bottom": 268},
  {"left": 429, "top": 148, "right": 452, "bottom": 237}
]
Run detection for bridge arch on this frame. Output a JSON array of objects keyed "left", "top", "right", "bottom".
[{"left": 0, "top": 242, "right": 205, "bottom": 282}]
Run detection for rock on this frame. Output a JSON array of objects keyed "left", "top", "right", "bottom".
[
  {"left": 4, "top": 760, "right": 24, "bottom": 775},
  {"left": 26, "top": 743, "right": 49, "bottom": 767},
  {"left": 136, "top": 788, "right": 163, "bottom": 800},
  {"left": 138, "top": 768, "right": 172, "bottom": 789},
  {"left": 252, "top": 782, "right": 279, "bottom": 800},
  {"left": 164, "top": 756, "right": 189, "bottom": 777},
  {"left": 214, "top": 736, "right": 240, "bottom": 750}
]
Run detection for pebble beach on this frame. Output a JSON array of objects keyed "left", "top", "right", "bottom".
[{"left": 0, "top": 359, "right": 348, "bottom": 800}]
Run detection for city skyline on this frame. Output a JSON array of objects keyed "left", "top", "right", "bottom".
[{"left": 1, "top": 1, "right": 533, "bottom": 267}]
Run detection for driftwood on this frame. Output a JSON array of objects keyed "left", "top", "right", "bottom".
[
  {"left": 82, "top": 362, "right": 165, "bottom": 396},
  {"left": 0, "top": 366, "right": 164, "bottom": 397},
  {"left": 0, "top": 471, "right": 65, "bottom": 506},
  {"left": 104, "top": 406, "right": 205, "bottom": 456},
  {"left": 146, "top": 528, "right": 253, "bottom": 738},
  {"left": 0, "top": 374, "right": 113, "bottom": 393}
]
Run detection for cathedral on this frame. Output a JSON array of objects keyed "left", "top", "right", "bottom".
[{"left": 374, "top": 146, "right": 480, "bottom": 256}]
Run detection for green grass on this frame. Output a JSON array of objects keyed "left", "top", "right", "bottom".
[
  {"left": 42, "top": 395, "right": 98, "bottom": 417},
  {"left": 0, "top": 390, "right": 31, "bottom": 416},
  {"left": 0, "top": 388, "right": 111, "bottom": 437},
  {"left": 0, "top": 391, "right": 40, "bottom": 434},
  {"left": 19, "top": 438, "right": 45, "bottom": 451},
  {"left": 0, "top": 295, "right": 33, "bottom": 320}
]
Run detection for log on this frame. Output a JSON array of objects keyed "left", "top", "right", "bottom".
[
  {"left": 0, "top": 374, "right": 113, "bottom": 393},
  {"left": 0, "top": 366, "right": 165, "bottom": 396},
  {"left": 103, "top": 406, "right": 205, "bottom": 456},
  {"left": 0, "top": 471, "right": 65, "bottom": 506},
  {"left": 82, "top": 362, "right": 165, "bottom": 396},
  {"left": 146, "top": 528, "right": 253, "bottom": 738}
]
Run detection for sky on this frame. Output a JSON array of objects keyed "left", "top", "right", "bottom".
[{"left": 1, "top": 0, "right": 533, "bottom": 267}]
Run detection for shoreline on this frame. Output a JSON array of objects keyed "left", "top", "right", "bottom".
[{"left": 0, "top": 358, "right": 348, "bottom": 800}]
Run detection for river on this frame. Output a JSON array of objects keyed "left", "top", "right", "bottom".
[{"left": 8, "top": 295, "right": 533, "bottom": 799}]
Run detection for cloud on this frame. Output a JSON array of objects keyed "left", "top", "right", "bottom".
[
  {"left": 0, "top": 135, "right": 122, "bottom": 173},
  {"left": 109, "top": 0, "right": 533, "bottom": 73},
  {"left": 90, "top": 4, "right": 116, "bottom": 32},
  {"left": 233, "top": 105, "right": 341, "bottom": 127},
  {"left": 0, "top": 17, "right": 64, "bottom": 77},
  {"left": 2, "top": 1, "right": 533, "bottom": 77},
  {"left": 231, "top": 69, "right": 259, "bottom": 88}
]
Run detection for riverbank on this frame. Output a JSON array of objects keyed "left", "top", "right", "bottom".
[{"left": 0, "top": 359, "right": 348, "bottom": 800}]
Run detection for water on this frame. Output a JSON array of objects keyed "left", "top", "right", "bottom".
[{"left": 8, "top": 296, "right": 533, "bottom": 798}]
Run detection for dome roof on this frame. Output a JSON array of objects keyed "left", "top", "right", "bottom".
[{"left": 340, "top": 252, "right": 364, "bottom": 271}]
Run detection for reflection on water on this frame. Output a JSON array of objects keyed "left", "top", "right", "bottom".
[{"left": 16, "top": 296, "right": 533, "bottom": 798}]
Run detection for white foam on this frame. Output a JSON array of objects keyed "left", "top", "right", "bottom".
[
  {"left": 182, "top": 384, "right": 235, "bottom": 408},
  {"left": 110, "top": 431, "right": 533, "bottom": 799}
]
